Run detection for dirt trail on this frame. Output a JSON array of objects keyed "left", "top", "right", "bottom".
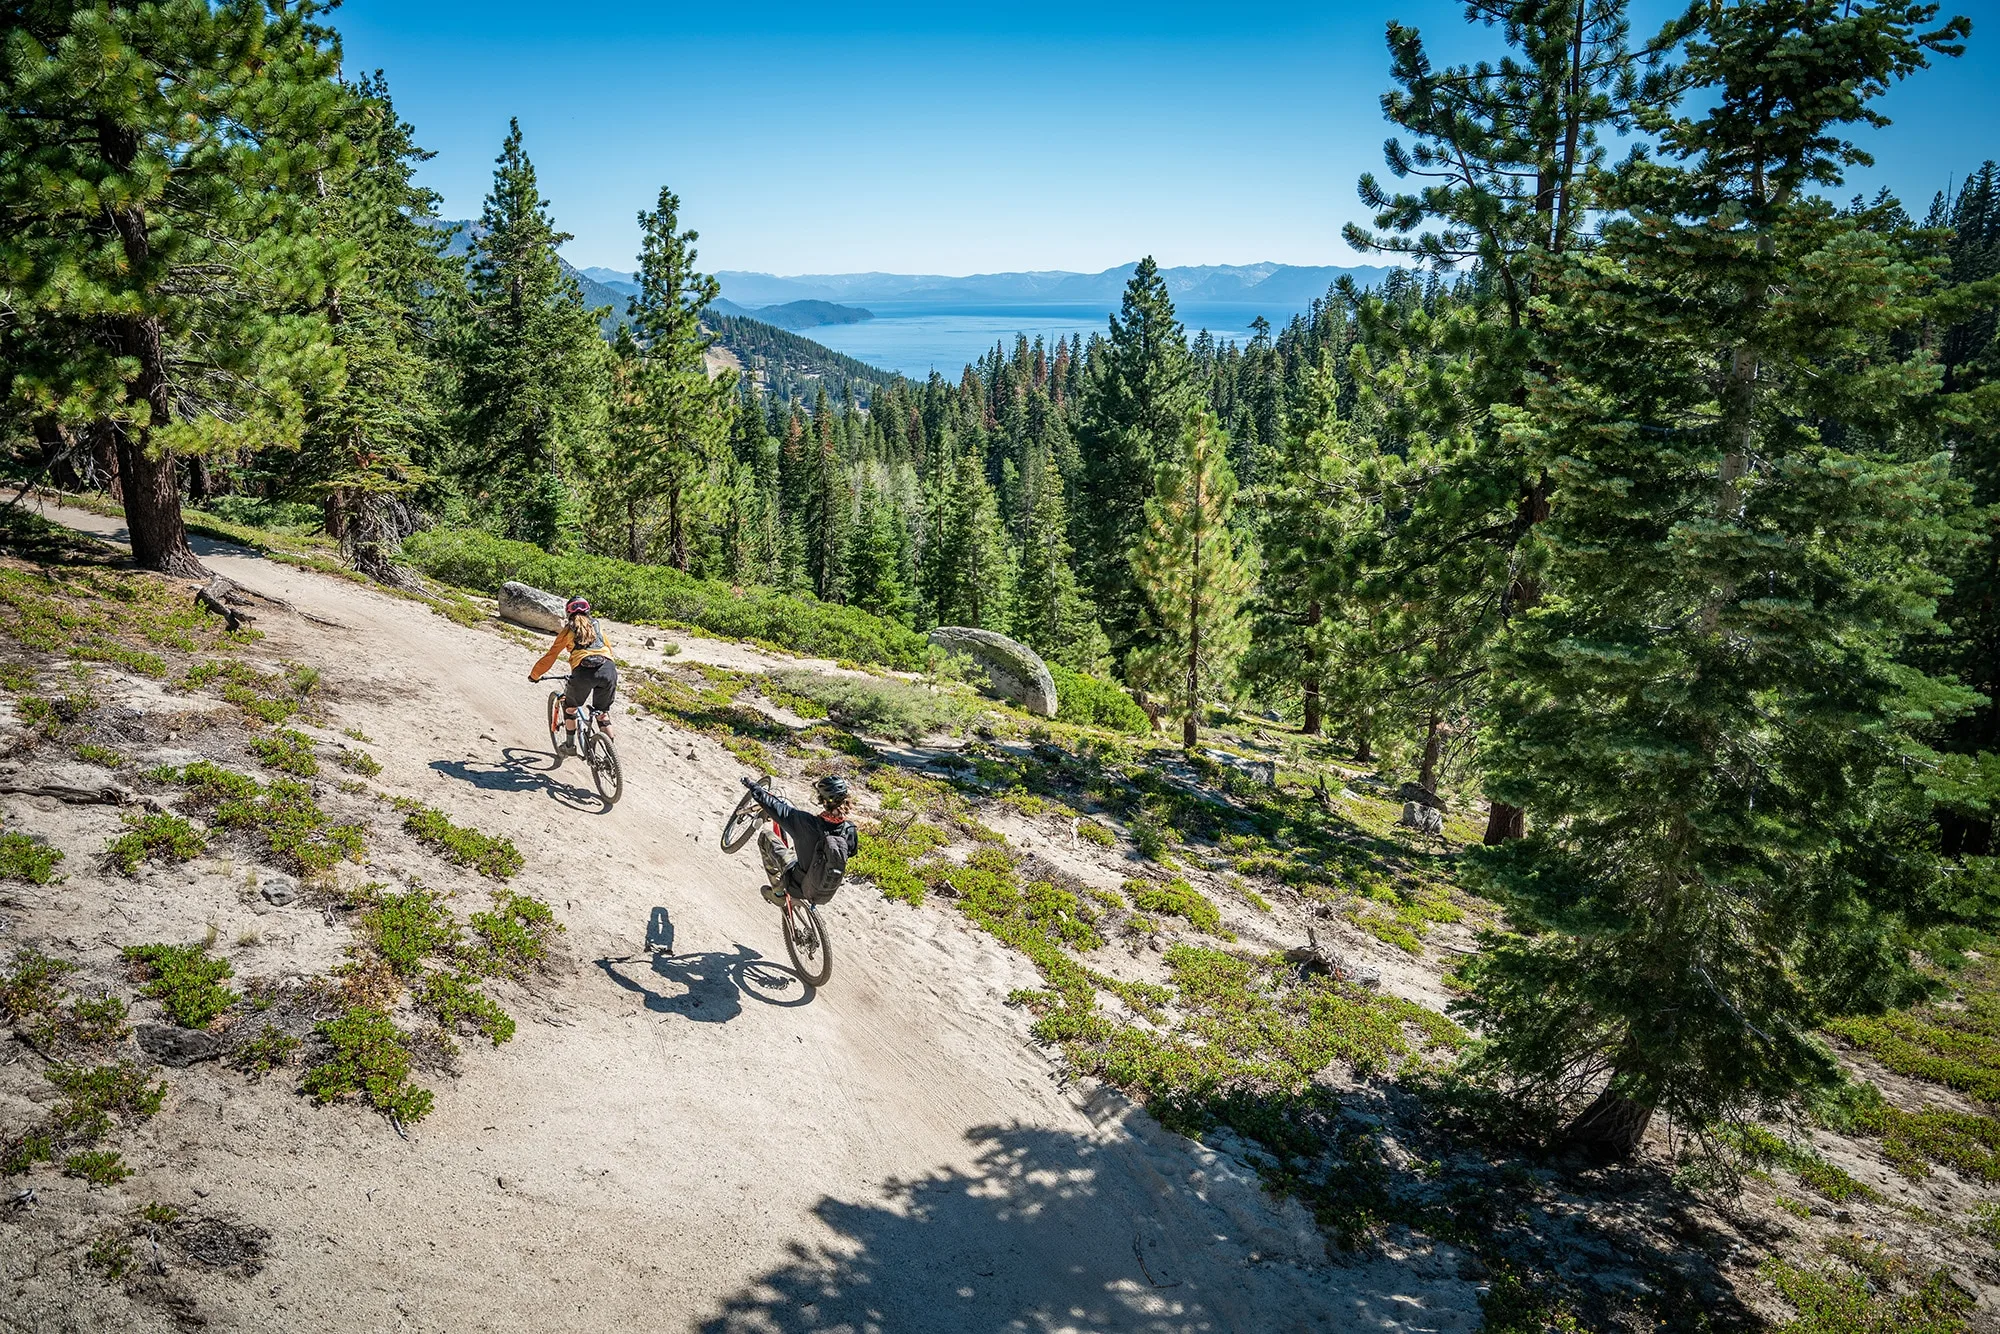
[{"left": 10, "top": 504, "right": 1482, "bottom": 1333}]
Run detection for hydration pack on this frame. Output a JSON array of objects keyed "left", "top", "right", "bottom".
[
  {"left": 568, "top": 613, "right": 606, "bottom": 653},
  {"left": 801, "top": 824, "right": 852, "bottom": 904}
]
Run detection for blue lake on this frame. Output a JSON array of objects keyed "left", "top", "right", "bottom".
[{"left": 801, "top": 302, "right": 1297, "bottom": 380}]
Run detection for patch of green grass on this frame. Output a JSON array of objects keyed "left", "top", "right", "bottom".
[
  {"left": 1828, "top": 955, "right": 2000, "bottom": 1103},
  {"left": 63, "top": 1149, "right": 130, "bottom": 1187},
  {"left": 230, "top": 1025, "right": 301, "bottom": 1079},
  {"left": 466, "top": 890, "right": 562, "bottom": 978},
  {"left": 122, "top": 942, "right": 239, "bottom": 1028},
  {"left": 73, "top": 743, "right": 124, "bottom": 769},
  {"left": 1357, "top": 914, "right": 1425, "bottom": 955},
  {"left": 1241, "top": 885, "right": 1273, "bottom": 913},
  {"left": 417, "top": 970, "right": 515, "bottom": 1045},
  {"left": 1722, "top": 1124, "right": 1882, "bottom": 1203},
  {"left": 342, "top": 726, "right": 371, "bottom": 742},
  {"left": 0, "top": 949, "right": 130, "bottom": 1055},
  {"left": 1775, "top": 1194, "right": 1813, "bottom": 1219},
  {"left": 399, "top": 802, "right": 522, "bottom": 879},
  {"left": 0, "top": 663, "right": 35, "bottom": 692},
  {"left": 335, "top": 747, "right": 381, "bottom": 777},
  {"left": 301, "top": 1006, "right": 433, "bottom": 1124},
  {"left": 249, "top": 728, "right": 319, "bottom": 777},
  {"left": 105, "top": 812, "right": 207, "bottom": 876},
  {"left": 1125, "top": 877, "right": 1228, "bottom": 937},
  {"left": 0, "top": 831, "right": 64, "bottom": 884},
  {"left": 3, "top": 1060, "right": 168, "bottom": 1175},
  {"left": 1762, "top": 1257, "right": 1973, "bottom": 1334},
  {"left": 84, "top": 1229, "right": 135, "bottom": 1279},
  {"left": 1130, "top": 815, "right": 1173, "bottom": 862},
  {"left": 360, "top": 885, "right": 460, "bottom": 977}
]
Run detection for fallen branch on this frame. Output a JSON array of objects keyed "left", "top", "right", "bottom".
[
  {"left": 194, "top": 579, "right": 252, "bottom": 632},
  {"left": 1284, "top": 926, "right": 1381, "bottom": 989},
  {"left": 0, "top": 782, "right": 164, "bottom": 812}
]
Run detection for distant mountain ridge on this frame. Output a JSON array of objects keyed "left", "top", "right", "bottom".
[
  {"left": 707, "top": 298, "right": 874, "bottom": 331},
  {"left": 705, "top": 261, "right": 1396, "bottom": 310}
]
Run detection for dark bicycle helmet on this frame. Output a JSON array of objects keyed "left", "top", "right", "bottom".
[
  {"left": 813, "top": 775, "right": 851, "bottom": 808},
  {"left": 565, "top": 597, "right": 591, "bottom": 617}
]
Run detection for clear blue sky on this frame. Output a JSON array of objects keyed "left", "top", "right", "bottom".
[{"left": 332, "top": 0, "right": 2000, "bottom": 276}]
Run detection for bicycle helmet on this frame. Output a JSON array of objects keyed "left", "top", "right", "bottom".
[
  {"left": 565, "top": 597, "right": 591, "bottom": 617},
  {"left": 813, "top": 775, "right": 851, "bottom": 808}
]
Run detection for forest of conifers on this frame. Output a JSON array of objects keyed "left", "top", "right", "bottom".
[{"left": 3, "top": 0, "right": 1999, "bottom": 1152}]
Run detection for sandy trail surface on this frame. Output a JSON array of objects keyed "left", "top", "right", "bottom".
[{"left": 7, "top": 504, "right": 1481, "bottom": 1333}]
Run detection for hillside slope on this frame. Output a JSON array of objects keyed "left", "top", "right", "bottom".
[{"left": 0, "top": 505, "right": 1480, "bottom": 1333}]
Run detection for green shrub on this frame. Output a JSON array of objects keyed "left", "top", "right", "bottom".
[
  {"left": 73, "top": 743, "right": 125, "bottom": 769},
  {"left": 361, "top": 886, "right": 459, "bottom": 976},
  {"left": 766, "top": 668, "right": 976, "bottom": 742},
  {"left": 336, "top": 747, "right": 381, "bottom": 777},
  {"left": 1076, "top": 819, "right": 1116, "bottom": 848},
  {"left": 418, "top": 970, "right": 516, "bottom": 1045},
  {"left": 1762, "top": 1257, "right": 1972, "bottom": 1334},
  {"left": 850, "top": 820, "right": 950, "bottom": 906},
  {"left": 400, "top": 802, "right": 523, "bottom": 879},
  {"left": 63, "top": 1149, "right": 131, "bottom": 1186},
  {"left": 1049, "top": 665, "right": 1152, "bottom": 734},
  {"left": 249, "top": 728, "right": 319, "bottom": 777},
  {"left": 301, "top": 1006, "right": 433, "bottom": 1124},
  {"left": 1126, "top": 877, "right": 1226, "bottom": 936},
  {"left": 161, "top": 762, "right": 364, "bottom": 873},
  {"left": 401, "top": 528, "right": 927, "bottom": 669},
  {"left": 122, "top": 942, "right": 239, "bottom": 1028},
  {"left": 0, "top": 831, "right": 63, "bottom": 884},
  {"left": 230, "top": 1025, "right": 301, "bottom": 1079},
  {"left": 105, "top": 813, "right": 207, "bottom": 875},
  {"left": 467, "top": 890, "right": 562, "bottom": 977}
]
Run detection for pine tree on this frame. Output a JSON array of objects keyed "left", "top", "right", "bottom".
[
  {"left": 919, "top": 435, "right": 1013, "bottom": 630},
  {"left": 1128, "top": 410, "right": 1256, "bottom": 748},
  {"left": 0, "top": 0, "right": 352, "bottom": 575},
  {"left": 593, "top": 185, "right": 734, "bottom": 569},
  {"left": 845, "top": 471, "right": 915, "bottom": 625},
  {"left": 301, "top": 74, "right": 455, "bottom": 580},
  {"left": 804, "top": 389, "right": 849, "bottom": 602},
  {"left": 1459, "top": 0, "right": 1979, "bottom": 1159},
  {"left": 1075, "top": 258, "right": 1198, "bottom": 653},
  {"left": 452, "top": 120, "right": 608, "bottom": 548},
  {"left": 1012, "top": 450, "right": 1107, "bottom": 671}
]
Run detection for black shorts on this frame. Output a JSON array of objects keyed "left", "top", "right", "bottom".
[{"left": 563, "top": 657, "right": 617, "bottom": 713}]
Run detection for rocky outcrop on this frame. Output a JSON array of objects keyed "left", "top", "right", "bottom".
[
  {"left": 927, "top": 626, "right": 1057, "bottom": 717},
  {"left": 1399, "top": 802, "right": 1444, "bottom": 836},
  {"left": 499, "top": 581, "right": 567, "bottom": 633}
]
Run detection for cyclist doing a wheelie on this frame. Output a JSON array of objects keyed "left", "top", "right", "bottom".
[
  {"left": 530, "top": 597, "right": 617, "bottom": 757},
  {"left": 740, "top": 775, "right": 857, "bottom": 907}
]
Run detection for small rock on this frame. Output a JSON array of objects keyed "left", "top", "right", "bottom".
[
  {"left": 1835, "top": 1210, "right": 1853, "bottom": 1224},
  {"left": 136, "top": 1024, "right": 224, "bottom": 1067},
  {"left": 1398, "top": 801, "right": 1444, "bottom": 836},
  {"left": 260, "top": 883, "right": 296, "bottom": 907}
]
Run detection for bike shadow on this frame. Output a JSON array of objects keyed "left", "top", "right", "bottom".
[
  {"left": 429, "top": 747, "right": 606, "bottom": 813},
  {"left": 597, "top": 917, "right": 815, "bottom": 1022}
]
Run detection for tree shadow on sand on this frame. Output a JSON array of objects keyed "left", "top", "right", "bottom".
[{"left": 692, "top": 1121, "right": 1472, "bottom": 1334}]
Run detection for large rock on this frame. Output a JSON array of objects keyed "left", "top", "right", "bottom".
[
  {"left": 1399, "top": 801, "right": 1444, "bottom": 836},
  {"left": 927, "top": 627, "right": 1057, "bottom": 717},
  {"left": 136, "top": 1024, "right": 224, "bottom": 1068},
  {"left": 498, "top": 581, "right": 567, "bottom": 633}
]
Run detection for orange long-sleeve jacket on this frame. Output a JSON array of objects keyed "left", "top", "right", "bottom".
[{"left": 530, "top": 618, "right": 614, "bottom": 681}]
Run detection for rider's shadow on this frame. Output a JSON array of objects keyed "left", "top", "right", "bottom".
[
  {"left": 430, "top": 747, "right": 604, "bottom": 813},
  {"left": 598, "top": 916, "right": 813, "bottom": 1022}
]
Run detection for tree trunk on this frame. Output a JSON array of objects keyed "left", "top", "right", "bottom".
[
  {"left": 627, "top": 497, "right": 642, "bottom": 564},
  {"left": 1354, "top": 731, "right": 1373, "bottom": 764},
  {"left": 324, "top": 488, "right": 347, "bottom": 545},
  {"left": 185, "top": 455, "right": 212, "bottom": 504},
  {"left": 1418, "top": 711, "right": 1442, "bottom": 795},
  {"left": 1563, "top": 1078, "right": 1655, "bottom": 1161},
  {"left": 669, "top": 482, "right": 688, "bottom": 572},
  {"left": 87, "top": 421, "right": 123, "bottom": 502},
  {"left": 1301, "top": 598, "right": 1324, "bottom": 735},
  {"left": 1184, "top": 578, "right": 1202, "bottom": 751},
  {"left": 1483, "top": 801, "right": 1525, "bottom": 845},
  {"left": 99, "top": 119, "right": 204, "bottom": 579}
]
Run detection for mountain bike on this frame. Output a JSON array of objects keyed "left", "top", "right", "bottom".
[
  {"left": 721, "top": 777, "right": 832, "bottom": 986},
  {"left": 545, "top": 676, "right": 623, "bottom": 806}
]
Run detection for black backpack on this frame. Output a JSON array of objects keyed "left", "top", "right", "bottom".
[{"left": 801, "top": 823, "right": 853, "bottom": 904}]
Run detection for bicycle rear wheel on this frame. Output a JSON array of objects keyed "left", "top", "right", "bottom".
[
  {"left": 589, "top": 731, "right": 623, "bottom": 805},
  {"left": 783, "top": 898, "right": 832, "bottom": 986},
  {"left": 720, "top": 788, "right": 761, "bottom": 852},
  {"left": 546, "top": 691, "right": 565, "bottom": 755}
]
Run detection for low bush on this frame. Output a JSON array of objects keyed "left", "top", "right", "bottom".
[
  {"left": 249, "top": 729, "right": 319, "bottom": 777},
  {"left": 301, "top": 1006, "right": 432, "bottom": 1124},
  {"left": 400, "top": 802, "right": 523, "bottom": 878},
  {"left": 765, "top": 668, "right": 977, "bottom": 743},
  {"left": 466, "top": 890, "right": 562, "bottom": 977},
  {"left": 105, "top": 813, "right": 207, "bottom": 875},
  {"left": 1126, "top": 877, "right": 1226, "bottom": 936},
  {"left": 402, "top": 528, "right": 928, "bottom": 669},
  {"left": 230, "top": 1026, "right": 302, "bottom": 1079},
  {"left": 63, "top": 1149, "right": 131, "bottom": 1186},
  {"left": 335, "top": 747, "right": 381, "bottom": 777},
  {"left": 0, "top": 831, "right": 64, "bottom": 884},
  {"left": 361, "top": 885, "right": 460, "bottom": 977},
  {"left": 160, "top": 762, "right": 365, "bottom": 873},
  {"left": 122, "top": 942, "right": 239, "bottom": 1028},
  {"left": 418, "top": 970, "right": 515, "bottom": 1045},
  {"left": 1049, "top": 665, "right": 1152, "bottom": 734}
]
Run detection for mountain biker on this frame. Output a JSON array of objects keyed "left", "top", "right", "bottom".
[
  {"left": 740, "top": 775, "right": 858, "bottom": 906},
  {"left": 529, "top": 597, "right": 617, "bottom": 756}
]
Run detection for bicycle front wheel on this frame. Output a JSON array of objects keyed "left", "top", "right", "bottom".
[
  {"left": 783, "top": 899, "right": 832, "bottom": 986},
  {"left": 720, "top": 788, "right": 761, "bottom": 852},
  {"left": 589, "top": 732, "right": 624, "bottom": 805},
  {"left": 546, "top": 691, "right": 565, "bottom": 755}
]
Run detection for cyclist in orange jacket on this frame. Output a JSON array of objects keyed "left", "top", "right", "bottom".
[{"left": 530, "top": 597, "right": 617, "bottom": 755}]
